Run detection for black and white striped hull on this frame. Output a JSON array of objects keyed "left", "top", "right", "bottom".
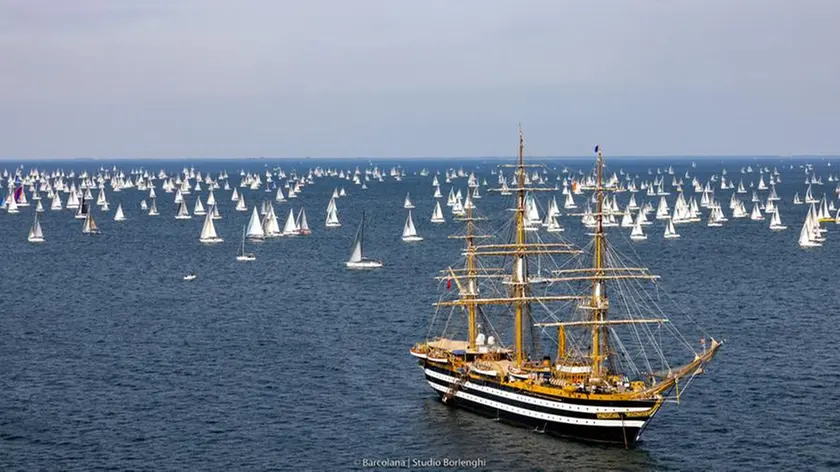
[{"left": 424, "top": 364, "right": 660, "bottom": 447}]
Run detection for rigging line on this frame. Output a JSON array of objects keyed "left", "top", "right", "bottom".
[
  {"left": 607, "top": 245, "right": 672, "bottom": 371},
  {"left": 606, "top": 240, "right": 697, "bottom": 356},
  {"left": 609, "top": 214, "right": 714, "bottom": 345},
  {"left": 608, "top": 254, "right": 656, "bottom": 374}
]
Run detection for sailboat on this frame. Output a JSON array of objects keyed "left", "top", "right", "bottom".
[
  {"left": 199, "top": 208, "right": 223, "bottom": 243},
  {"left": 235, "top": 194, "right": 247, "bottom": 211},
  {"left": 114, "top": 203, "right": 126, "bottom": 221},
  {"left": 82, "top": 208, "right": 101, "bottom": 235},
  {"left": 799, "top": 217, "right": 821, "bottom": 247},
  {"left": 246, "top": 206, "right": 265, "bottom": 240},
  {"left": 630, "top": 212, "right": 647, "bottom": 240},
  {"left": 193, "top": 197, "right": 206, "bottom": 216},
  {"left": 175, "top": 200, "right": 192, "bottom": 219},
  {"left": 6, "top": 190, "right": 19, "bottom": 214},
  {"left": 148, "top": 198, "right": 159, "bottom": 216},
  {"left": 404, "top": 193, "right": 415, "bottom": 209},
  {"left": 431, "top": 201, "right": 446, "bottom": 223},
  {"left": 401, "top": 210, "right": 423, "bottom": 242},
  {"left": 297, "top": 208, "right": 311, "bottom": 235},
  {"left": 769, "top": 209, "right": 788, "bottom": 231},
  {"left": 282, "top": 208, "right": 299, "bottom": 236},
  {"left": 663, "top": 218, "right": 680, "bottom": 239},
  {"left": 326, "top": 198, "right": 342, "bottom": 228},
  {"left": 28, "top": 214, "right": 44, "bottom": 243},
  {"left": 346, "top": 211, "right": 382, "bottom": 269},
  {"left": 409, "top": 136, "right": 721, "bottom": 448},
  {"left": 236, "top": 225, "right": 257, "bottom": 261}
]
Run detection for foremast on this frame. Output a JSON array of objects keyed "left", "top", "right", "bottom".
[{"left": 539, "top": 146, "right": 723, "bottom": 396}]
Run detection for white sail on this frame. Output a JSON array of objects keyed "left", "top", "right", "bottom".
[
  {"left": 28, "top": 214, "right": 44, "bottom": 242},
  {"left": 563, "top": 192, "right": 576, "bottom": 209},
  {"left": 207, "top": 189, "right": 217, "bottom": 206},
  {"left": 275, "top": 186, "right": 286, "bottom": 202},
  {"left": 404, "top": 193, "right": 415, "bottom": 209},
  {"left": 263, "top": 206, "right": 281, "bottom": 236},
  {"left": 799, "top": 218, "right": 820, "bottom": 247},
  {"left": 149, "top": 198, "right": 159, "bottom": 216},
  {"left": 193, "top": 197, "right": 206, "bottom": 216},
  {"left": 630, "top": 212, "right": 647, "bottom": 240},
  {"left": 402, "top": 210, "right": 423, "bottom": 241},
  {"left": 114, "top": 203, "right": 126, "bottom": 221},
  {"left": 6, "top": 190, "right": 19, "bottom": 214},
  {"left": 175, "top": 200, "right": 191, "bottom": 219},
  {"left": 655, "top": 196, "right": 670, "bottom": 219},
  {"left": 546, "top": 214, "right": 564, "bottom": 233},
  {"left": 348, "top": 237, "right": 363, "bottom": 262},
  {"left": 235, "top": 194, "right": 247, "bottom": 211},
  {"left": 664, "top": 218, "right": 680, "bottom": 238},
  {"left": 297, "top": 208, "right": 311, "bottom": 235},
  {"left": 199, "top": 209, "right": 223, "bottom": 242},
  {"left": 326, "top": 198, "right": 341, "bottom": 227},
  {"left": 82, "top": 210, "right": 100, "bottom": 234},
  {"left": 246, "top": 206, "right": 265, "bottom": 239},
  {"left": 769, "top": 209, "right": 787, "bottom": 230},
  {"left": 431, "top": 201, "right": 445, "bottom": 223},
  {"left": 282, "top": 208, "right": 298, "bottom": 235}
]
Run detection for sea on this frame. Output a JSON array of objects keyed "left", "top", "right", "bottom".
[{"left": 2, "top": 156, "right": 839, "bottom": 471}]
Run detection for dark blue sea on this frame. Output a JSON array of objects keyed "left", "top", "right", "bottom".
[{"left": 2, "top": 156, "right": 839, "bottom": 471}]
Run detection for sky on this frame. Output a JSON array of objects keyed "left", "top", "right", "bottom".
[{"left": 1, "top": 0, "right": 838, "bottom": 159}]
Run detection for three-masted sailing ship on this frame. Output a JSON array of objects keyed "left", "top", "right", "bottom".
[{"left": 410, "top": 131, "right": 722, "bottom": 448}]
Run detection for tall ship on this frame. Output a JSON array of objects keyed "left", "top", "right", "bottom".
[{"left": 410, "top": 131, "right": 722, "bottom": 448}]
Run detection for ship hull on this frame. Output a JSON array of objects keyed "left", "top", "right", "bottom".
[{"left": 423, "top": 364, "right": 659, "bottom": 448}]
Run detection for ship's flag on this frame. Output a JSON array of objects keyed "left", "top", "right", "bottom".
[{"left": 446, "top": 278, "right": 452, "bottom": 290}]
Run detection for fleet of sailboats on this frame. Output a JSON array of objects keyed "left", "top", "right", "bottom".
[{"left": 0, "top": 157, "right": 833, "bottom": 264}]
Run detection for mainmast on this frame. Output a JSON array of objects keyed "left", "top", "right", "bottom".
[
  {"left": 465, "top": 204, "right": 477, "bottom": 350},
  {"left": 591, "top": 146, "right": 607, "bottom": 380}
]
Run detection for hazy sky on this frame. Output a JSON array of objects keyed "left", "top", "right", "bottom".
[{"left": 1, "top": 0, "right": 838, "bottom": 158}]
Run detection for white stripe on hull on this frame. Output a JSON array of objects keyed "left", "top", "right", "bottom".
[
  {"left": 427, "top": 381, "right": 647, "bottom": 428},
  {"left": 425, "top": 368, "right": 651, "bottom": 415}
]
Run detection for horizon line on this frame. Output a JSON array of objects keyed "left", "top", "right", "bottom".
[{"left": 0, "top": 153, "right": 838, "bottom": 162}]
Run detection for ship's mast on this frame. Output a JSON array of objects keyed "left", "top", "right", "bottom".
[
  {"left": 465, "top": 203, "right": 477, "bottom": 351},
  {"left": 591, "top": 146, "right": 606, "bottom": 380},
  {"left": 513, "top": 127, "right": 526, "bottom": 366}
]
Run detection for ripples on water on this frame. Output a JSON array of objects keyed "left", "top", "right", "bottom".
[{"left": 2, "top": 157, "right": 840, "bottom": 470}]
